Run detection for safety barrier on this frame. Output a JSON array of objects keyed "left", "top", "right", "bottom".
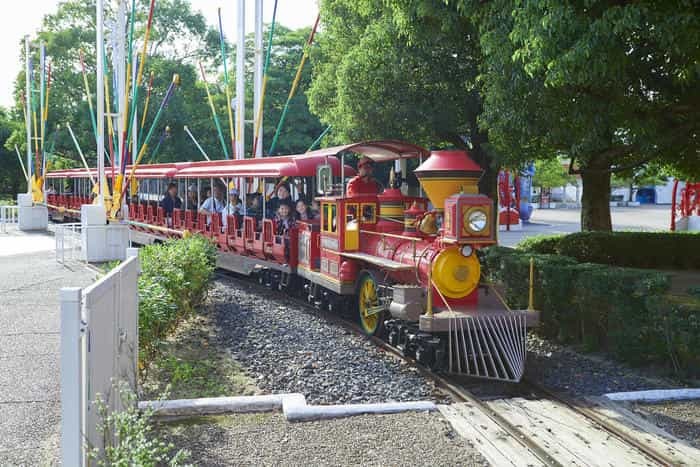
[
  {"left": 0, "top": 205, "right": 18, "bottom": 233},
  {"left": 54, "top": 222, "right": 82, "bottom": 264},
  {"left": 60, "top": 248, "right": 140, "bottom": 466}
]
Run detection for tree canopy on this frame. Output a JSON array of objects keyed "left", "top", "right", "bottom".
[
  {"left": 2, "top": 0, "right": 323, "bottom": 188},
  {"left": 308, "top": 0, "right": 700, "bottom": 230}
]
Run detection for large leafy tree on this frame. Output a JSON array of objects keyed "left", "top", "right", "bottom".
[
  {"left": 312, "top": 0, "right": 699, "bottom": 230},
  {"left": 307, "top": 1, "right": 491, "bottom": 187},
  {"left": 469, "top": 0, "right": 699, "bottom": 230}
]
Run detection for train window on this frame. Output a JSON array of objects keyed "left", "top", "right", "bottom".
[
  {"left": 322, "top": 202, "right": 338, "bottom": 233},
  {"left": 360, "top": 203, "right": 376, "bottom": 223},
  {"left": 345, "top": 203, "right": 358, "bottom": 223}
]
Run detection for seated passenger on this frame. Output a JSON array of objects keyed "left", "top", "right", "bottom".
[
  {"left": 160, "top": 182, "right": 182, "bottom": 225},
  {"left": 222, "top": 188, "right": 243, "bottom": 227},
  {"left": 199, "top": 183, "right": 225, "bottom": 224},
  {"left": 185, "top": 185, "right": 198, "bottom": 211},
  {"left": 295, "top": 199, "right": 315, "bottom": 221},
  {"left": 246, "top": 193, "right": 262, "bottom": 220},
  {"left": 346, "top": 156, "right": 382, "bottom": 197},
  {"left": 310, "top": 199, "right": 321, "bottom": 218},
  {"left": 275, "top": 203, "right": 296, "bottom": 235},
  {"left": 268, "top": 183, "right": 294, "bottom": 216}
]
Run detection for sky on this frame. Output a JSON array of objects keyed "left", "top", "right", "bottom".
[{"left": 0, "top": 0, "right": 318, "bottom": 108}]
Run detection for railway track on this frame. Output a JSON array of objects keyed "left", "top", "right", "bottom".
[{"left": 215, "top": 270, "right": 679, "bottom": 466}]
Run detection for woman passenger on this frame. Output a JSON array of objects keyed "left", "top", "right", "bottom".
[{"left": 295, "top": 199, "right": 315, "bottom": 221}]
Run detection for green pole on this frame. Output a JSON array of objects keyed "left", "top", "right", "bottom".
[{"left": 306, "top": 125, "right": 332, "bottom": 152}]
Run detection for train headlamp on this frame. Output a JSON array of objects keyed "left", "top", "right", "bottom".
[
  {"left": 467, "top": 209, "right": 488, "bottom": 233},
  {"left": 460, "top": 245, "right": 473, "bottom": 257}
]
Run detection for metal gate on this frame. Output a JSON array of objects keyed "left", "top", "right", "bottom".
[
  {"left": 0, "top": 205, "right": 18, "bottom": 233},
  {"left": 60, "top": 248, "right": 140, "bottom": 466},
  {"left": 54, "top": 222, "right": 82, "bottom": 264}
]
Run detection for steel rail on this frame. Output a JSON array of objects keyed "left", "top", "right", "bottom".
[{"left": 522, "top": 378, "right": 676, "bottom": 467}]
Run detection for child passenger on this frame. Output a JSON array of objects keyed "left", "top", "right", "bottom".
[{"left": 275, "top": 204, "right": 295, "bottom": 235}]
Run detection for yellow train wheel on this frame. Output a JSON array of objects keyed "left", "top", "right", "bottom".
[{"left": 358, "top": 273, "right": 381, "bottom": 335}]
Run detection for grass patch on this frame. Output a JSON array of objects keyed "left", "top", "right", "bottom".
[{"left": 140, "top": 307, "right": 258, "bottom": 401}]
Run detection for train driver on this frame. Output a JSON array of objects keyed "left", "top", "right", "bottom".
[{"left": 347, "top": 156, "right": 381, "bottom": 197}]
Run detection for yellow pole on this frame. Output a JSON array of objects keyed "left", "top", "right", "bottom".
[
  {"left": 528, "top": 256, "right": 535, "bottom": 311},
  {"left": 426, "top": 257, "right": 433, "bottom": 317}
]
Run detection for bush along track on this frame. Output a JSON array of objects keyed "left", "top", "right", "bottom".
[
  {"left": 483, "top": 246, "right": 700, "bottom": 378},
  {"left": 516, "top": 231, "right": 700, "bottom": 270},
  {"left": 138, "top": 235, "right": 217, "bottom": 368}
]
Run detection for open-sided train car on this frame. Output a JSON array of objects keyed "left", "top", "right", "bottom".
[{"left": 45, "top": 140, "right": 539, "bottom": 382}]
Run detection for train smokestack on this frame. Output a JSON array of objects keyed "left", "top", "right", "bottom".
[{"left": 414, "top": 150, "right": 483, "bottom": 211}]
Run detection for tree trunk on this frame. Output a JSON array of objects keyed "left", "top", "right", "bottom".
[{"left": 580, "top": 169, "right": 612, "bottom": 231}]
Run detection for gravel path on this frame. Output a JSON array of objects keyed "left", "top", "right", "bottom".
[
  {"left": 212, "top": 276, "right": 445, "bottom": 405},
  {"left": 526, "top": 334, "right": 680, "bottom": 396},
  {"left": 631, "top": 401, "right": 700, "bottom": 449},
  {"left": 160, "top": 412, "right": 487, "bottom": 466}
]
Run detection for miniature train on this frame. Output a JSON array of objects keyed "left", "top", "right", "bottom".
[{"left": 45, "top": 140, "right": 538, "bottom": 382}]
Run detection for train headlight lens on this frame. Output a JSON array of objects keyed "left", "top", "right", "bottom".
[
  {"left": 460, "top": 245, "right": 473, "bottom": 257},
  {"left": 468, "top": 209, "right": 488, "bottom": 232}
]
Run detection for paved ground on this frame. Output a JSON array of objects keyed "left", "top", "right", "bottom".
[
  {"left": 0, "top": 226, "right": 96, "bottom": 466},
  {"left": 499, "top": 205, "right": 672, "bottom": 247}
]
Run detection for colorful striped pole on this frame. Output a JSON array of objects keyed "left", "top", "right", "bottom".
[
  {"left": 252, "top": 0, "right": 278, "bottom": 157},
  {"left": 66, "top": 122, "right": 96, "bottom": 186},
  {"left": 118, "top": 74, "right": 180, "bottom": 210},
  {"left": 218, "top": 8, "right": 235, "bottom": 159},
  {"left": 124, "top": 0, "right": 156, "bottom": 169},
  {"left": 306, "top": 125, "right": 332, "bottom": 152},
  {"left": 198, "top": 61, "right": 229, "bottom": 159},
  {"left": 79, "top": 49, "right": 98, "bottom": 145},
  {"left": 119, "top": 0, "right": 138, "bottom": 176},
  {"left": 14, "top": 145, "right": 29, "bottom": 182},
  {"left": 184, "top": 125, "right": 211, "bottom": 161},
  {"left": 147, "top": 126, "right": 170, "bottom": 163},
  {"left": 268, "top": 13, "right": 320, "bottom": 155},
  {"left": 140, "top": 71, "right": 154, "bottom": 134}
]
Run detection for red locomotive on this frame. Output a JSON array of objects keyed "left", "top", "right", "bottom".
[{"left": 45, "top": 140, "right": 538, "bottom": 381}]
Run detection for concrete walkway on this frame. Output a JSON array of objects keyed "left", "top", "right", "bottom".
[{"left": 0, "top": 226, "right": 96, "bottom": 465}]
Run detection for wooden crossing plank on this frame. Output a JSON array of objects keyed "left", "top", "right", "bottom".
[
  {"left": 438, "top": 403, "right": 545, "bottom": 467},
  {"left": 585, "top": 396, "right": 700, "bottom": 466},
  {"left": 487, "top": 398, "right": 656, "bottom": 466}
]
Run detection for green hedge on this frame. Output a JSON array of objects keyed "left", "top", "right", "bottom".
[
  {"left": 483, "top": 247, "right": 700, "bottom": 376},
  {"left": 516, "top": 231, "right": 700, "bottom": 270},
  {"left": 138, "top": 235, "right": 217, "bottom": 364}
]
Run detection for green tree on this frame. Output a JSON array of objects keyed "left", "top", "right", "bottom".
[
  {"left": 469, "top": 0, "right": 700, "bottom": 230},
  {"left": 307, "top": 1, "right": 491, "bottom": 187},
  {"left": 313, "top": 0, "right": 699, "bottom": 230},
  {"left": 0, "top": 109, "right": 25, "bottom": 195},
  {"left": 533, "top": 159, "right": 575, "bottom": 190}
]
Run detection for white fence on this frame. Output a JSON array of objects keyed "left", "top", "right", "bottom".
[
  {"left": 0, "top": 205, "right": 18, "bottom": 233},
  {"left": 55, "top": 222, "right": 82, "bottom": 264},
  {"left": 61, "top": 248, "right": 140, "bottom": 466}
]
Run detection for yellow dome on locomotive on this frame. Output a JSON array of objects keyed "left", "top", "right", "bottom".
[{"left": 431, "top": 246, "right": 480, "bottom": 299}]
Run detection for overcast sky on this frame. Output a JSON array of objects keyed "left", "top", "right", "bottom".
[{"left": 0, "top": 0, "right": 318, "bottom": 108}]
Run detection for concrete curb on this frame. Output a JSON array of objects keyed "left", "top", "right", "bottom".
[
  {"left": 139, "top": 394, "right": 437, "bottom": 422},
  {"left": 604, "top": 388, "right": 700, "bottom": 403}
]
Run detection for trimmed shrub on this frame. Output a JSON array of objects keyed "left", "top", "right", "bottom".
[
  {"left": 138, "top": 235, "right": 217, "bottom": 364},
  {"left": 483, "top": 246, "right": 700, "bottom": 376},
  {"left": 517, "top": 231, "right": 700, "bottom": 270},
  {"left": 515, "top": 234, "right": 563, "bottom": 255}
]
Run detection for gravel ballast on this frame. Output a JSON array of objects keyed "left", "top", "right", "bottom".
[
  {"left": 212, "top": 276, "right": 445, "bottom": 405},
  {"left": 526, "top": 334, "right": 680, "bottom": 396},
  {"left": 160, "top": 411, "right": 487, "bottom": 466},
  {"left": 631, "top": 400, "right": 700, "bottom": 449}
]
